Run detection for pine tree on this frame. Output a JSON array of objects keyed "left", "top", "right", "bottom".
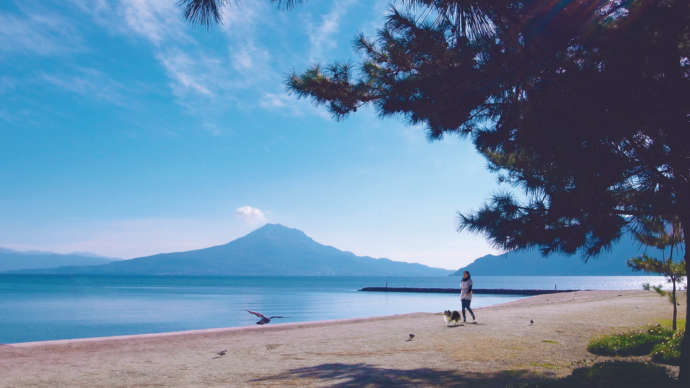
[{"left": 628, "top": 216, "right": 686, "bottom": 330}]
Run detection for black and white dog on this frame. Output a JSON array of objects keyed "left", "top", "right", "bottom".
[{"left": 443, "top": 310, "right": 462, "bottom": 326}]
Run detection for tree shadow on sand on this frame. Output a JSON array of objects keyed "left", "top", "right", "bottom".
[
  {"left": 249, "top": 361, "right": 679, "bottom": 388},
  {"left": 249, "top": 363, "right": 547, "bottom": 387}
]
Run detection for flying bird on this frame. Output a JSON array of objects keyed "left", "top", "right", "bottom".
[
  {"left": 407, "top": 333, "right": 415, "bottom": 342},
  {"left": 247, "top": 310, "right": 286, "bottom": 325}
]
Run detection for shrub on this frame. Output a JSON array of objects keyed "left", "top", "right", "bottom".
[
  {"left": 651, "top": 329, "right": 684, "bottom": 365},
  {"left": 587, "top": 325, "right": 674, "bottom": 356}
]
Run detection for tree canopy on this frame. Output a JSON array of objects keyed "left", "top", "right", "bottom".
[{"left": 288, "top": 0, "right": 689, "bottom": 256}]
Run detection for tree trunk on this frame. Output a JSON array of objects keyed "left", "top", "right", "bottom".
[
  {"left": 672, "top": 278, "right": 677, "bottom": 331},
  {"left": 679, "top": 218, "right": 689, "bottom": 383}
]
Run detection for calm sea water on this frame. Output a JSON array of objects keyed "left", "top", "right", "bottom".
[{"left": 0, "top": 274, "right": 675, "bottom": 343}]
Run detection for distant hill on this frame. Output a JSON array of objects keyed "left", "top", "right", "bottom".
[
  {"left": 0, "top": 248, "right": 115, "bottom": 272},
  {"left": 453, "top": 233, "right": 678, "bottom": 276},
  {"left": 18, "top": 224, "right": 452, "bottom": 276}
]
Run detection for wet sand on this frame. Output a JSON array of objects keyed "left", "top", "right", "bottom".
[{"left": 0, "top": 290, "right": 684, "bottom": 387}]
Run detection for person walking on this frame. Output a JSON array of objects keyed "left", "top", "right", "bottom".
[{"left": 460, "top": 271, "right": 476, "bottom": 322}]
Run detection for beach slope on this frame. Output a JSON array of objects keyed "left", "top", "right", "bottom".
[{"left": 0, "top": 290, "right": 684, "bottom": 387}]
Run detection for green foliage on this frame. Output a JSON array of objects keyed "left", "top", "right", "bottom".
[
  {"left": 651, "top": 329, "right": 685, "bottom": 366},
  {"left": 629, "top": 256, "right": 686, "bottom": 279},
  {"left": 629, "top": 216, "right": 686, "bottom": 331},
  {"left": 642, "top": 282, "right": 667, "bottom": 295},
  {"left": 587, "top": 326, "right": 674, "bottom": 356},
  {"left": 627, "top": 216, "right": 685, "bottom": 289},
  {"left": 631, "top": 216, "right": 684, "bottom": 251},
  {"left": 587, "top": 324, "right": 685, "bottom": 366}
]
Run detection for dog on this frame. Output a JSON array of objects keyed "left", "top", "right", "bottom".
[{"left": 443, "top": 310, "right": 462, "bottom": 326}]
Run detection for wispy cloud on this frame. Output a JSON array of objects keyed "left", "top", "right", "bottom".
[
  {"left": 157, "top": 49, "right": 215, "bottom": 97},
  {"left": 307, "top": 0, "right": 358, "bottom": 63},
  {"left": 120, "top": 0, "right": 190, "bottom": 45},
  {"left": 0, "top": 9, "right": 83, "bottom": 56},
  {"left": 260, "top": 92, "right": 292, "bottom": 109},
  {"left": 62, "top": 0, "right": 362, "bottom": 123},
  {"left": 69, "top": 0, "right": 189, "bottom": 45},
  {"left": 39, "top": 67, "right": 129, "bottom": 106},
  {"left": 260, "top": 91, "right": 331, "bottom": 119},
  {"left": 71, "top": 0, "right": 280, "bottom": 116}
]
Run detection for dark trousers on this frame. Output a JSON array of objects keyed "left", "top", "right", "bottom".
[{"left": 461, "top": 298, "right": 475, "bottom": 321}]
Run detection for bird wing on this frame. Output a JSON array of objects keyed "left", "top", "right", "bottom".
[
  {"left": 247, "top": 310, "right": 267, "bottom": 319},
  {"left": 269, "top": 316, "right": 285, "bottom": 319}
]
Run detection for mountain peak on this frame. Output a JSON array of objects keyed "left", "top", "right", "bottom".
[{"left": 249, "top": 223, "right": 310, "bottom": 238}]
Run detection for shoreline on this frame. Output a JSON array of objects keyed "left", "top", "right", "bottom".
[
  {"left": 7, "top": 312, "right": 432, "bottom": 348},
  {"left": 1, "top": 290, "right": 684, "bottom": 387},
  {"left": 5, "top": 292, "right": 533, "bottom": 347}
]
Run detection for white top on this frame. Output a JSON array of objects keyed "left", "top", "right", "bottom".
[{"left": 461, "top": 278, "right": 473, "bottom": 300}]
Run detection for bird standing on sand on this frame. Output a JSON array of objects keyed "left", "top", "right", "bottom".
[
  {"left": 530, "top": 320, "right": 534, "bottom": 326},
  {"left": 407, "top": 333, "right": 415, "bottom": 342},
  {"left": 247, "top": 310, "right": 286, "bottom": 325}
]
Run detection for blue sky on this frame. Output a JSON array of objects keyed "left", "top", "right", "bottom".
[{"left": 0, "top": 0, "right": 504, "bottom": 269}]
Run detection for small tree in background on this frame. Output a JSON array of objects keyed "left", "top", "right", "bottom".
[{"left": 628, "top": 216, "right": 686, "bottom": 331}]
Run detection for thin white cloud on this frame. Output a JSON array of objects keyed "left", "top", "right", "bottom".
[
  {"left": 71, "top": 0, "right": 189, "bottom": 46},
  {"left": 260, "top": 91, "right": 331, "bottom": 119},
  {"left": 71, "top": 0, "right": 277, "bottom": 116},
  {"left": 236, "top": 206, "right": 267, "bottom": 224},
  {"left": 39, "top": 67, "right": 129, "bottom": 106},
  {"left": 157, "top": 49, "right": 214, "bottom": 96},
  {"left": 63, "top": 0, "right": 365, "bottom": 124},
  {"left": 260, "top": 92, "right": 292, "bottom": 109},
  {"left": 120, "top": 0, "right": 190, "bottom": 45},
  {"left": 308, "top": 0, "right": 358, "bottom": 63},
  {"left": 0, "top": 10, "right": 83, "bottom": 56},
  {"left": 231, "top": 42, "right": 271, "bottom": 74}
]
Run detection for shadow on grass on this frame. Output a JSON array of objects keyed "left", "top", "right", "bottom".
[
  {"left": 249, "top": 361, "right": 679, "bottom": 387},
  {"left": 530, "top": 361, "right": 678, "bottom": 388}
]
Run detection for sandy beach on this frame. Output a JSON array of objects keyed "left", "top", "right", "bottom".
[{"left": 0, "top": 290, "right": 684, "bottom": 387}]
